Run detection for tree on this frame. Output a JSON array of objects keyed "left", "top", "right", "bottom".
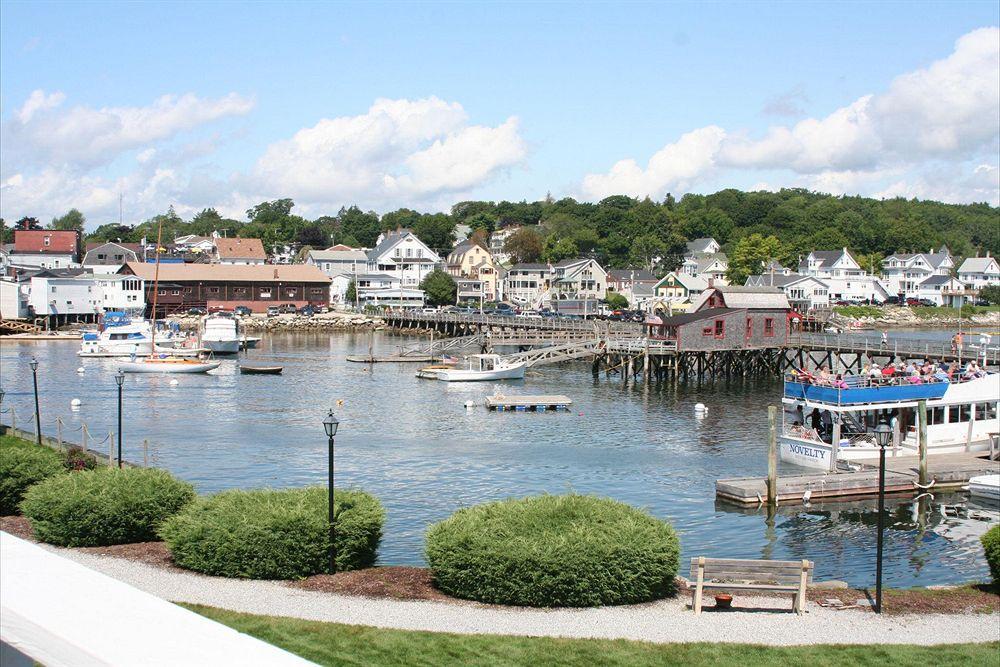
[
  {"left": 50, "top": 209, "right": 85, "bottom": 232},
  {"left": 345, "top": 279, "right": 357, "bottom": 304},
  {"left": 503, "top": 227, "right": 543, "bottom": 264},
  {"left": 726, "top": 234, "right": 788, "bottom": 284},
  {"left": 544, "top": 237, "right": 578, "bottom": 263},
  {"left": 337, "top": 206, "right": 381, "bottom": 247},
  {"left": 469, "top": 228, "right": 489, "bottom": 249},
  {"left": 413, "top": 213, "right": 456, "bottom": 252},
  {"left": 979, "top": 285, "right": 1000, "bottom": 305},
  {"left": 629, "top": 234, "right": 667, "bottom": 273},
  {"left": 296, "top": 224, "right": 329, "bottom": 248},
  {"left": 420, "top": 269, "right": 457, "bottom": 306},
  {"left": 604, "top": 292, "right": 629, "bottom": 309},
  {"left": 86, "top": 223, "right": 136, "bottom": 244},
  {"left": 15, "top": 217, "right": 42, "bottom": 230}
]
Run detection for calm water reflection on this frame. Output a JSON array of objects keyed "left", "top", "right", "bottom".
[{"left": 1, "top": 332, "right": 996, "bottom": 587}]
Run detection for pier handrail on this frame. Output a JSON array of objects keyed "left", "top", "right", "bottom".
[{"left": 787, "top": 332, "right": 999, "bottom": 365}]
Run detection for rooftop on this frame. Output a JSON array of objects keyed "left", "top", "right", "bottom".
[
  {"left": 215, "top": 237, "right": 267, "bottom": 260},
  {"left": 122, "top": 262, "right": 330, "bottom": 283}
]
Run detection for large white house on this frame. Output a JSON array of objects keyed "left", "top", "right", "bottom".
[
  {"left": 745, "top": 273, "right": 830, "bottom": 312},
  {"left": 504, "top": 263, "right": 550, "bottom": 307},
  {"left": 354, "top": 273, "right": 424, "bottom": 307},
  {"left": 366, "top": 229, "right": 441, "bottom": 292},
  {"left": 680, "top": 239, "right": 728, "bottom": 285},
  {"left": 550, "top": 258, "right": 607, "bottom": 301},
  {"left": 957, "top": 255, "right": 1000, "bottom": 290},
  {"left": 28, "top": 272, "right": 145, "bottom": 317},
  {"left": 446, "top": 240, "right": 500, "bottom": 302},
  {"left": 881, "top": 247, "right": 953, "bottom": 299},
  {"left": 799, "top": 248, "right": 888, "bottom": 302}
]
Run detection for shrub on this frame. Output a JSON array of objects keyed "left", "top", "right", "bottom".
[
  {"left": 0, "top": 440, "right": 66, "bottom": 515},
  {"left": 426, "top": 494, "right": 680, "bottom": 607},
  {"left": 982, "top": 525, "right": 1000, "bottom": 585},
  {"left": 160, "top": 487, "right": 385, "bottom": 579},
  {"left": 21, "top": 467, "right": 195, "bottom": 546}
]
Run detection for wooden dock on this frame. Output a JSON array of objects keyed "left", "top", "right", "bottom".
[
  {"left": 345, "top": 354, "right": 437, "bottom": 363},
  {"left": 716, "top": 453, "right": 999, "bottom": 505},
  {"left": 485, "top": 395, "right": 573, "bottom": 411}
]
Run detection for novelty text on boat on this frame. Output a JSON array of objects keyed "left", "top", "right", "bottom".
[{"left": 779, "top": 371, "right": 999, "bottom": 470}]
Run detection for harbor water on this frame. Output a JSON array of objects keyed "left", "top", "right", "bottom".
[{"left": 1, "top": 331, "right": 997, "bottom": 588}]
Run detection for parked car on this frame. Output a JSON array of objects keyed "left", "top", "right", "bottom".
[
  {"left": 266, "top": 306, "right": 280, "bottom": 317},
  {"left": 186, "top": 306, "right": 207, "bottom": 316},
  {"left": 233, "top": 305, "right": 252, "bottom": 317},
  {"left": 905, "top": 298, "right": 922, "bottom": 307},
  {"left": 298, "top": 304, "right": 316, "bottom": 316},
  {"left": 917, "top": 298, "right": 936, "bottom": 307},
  {"left": 421, "top": 307, "right": 438, "bottom": 314},
  {"left": 495, "top": 304, "right": 516, "bottom": 316},
  {"left": 279, "top": 303, "right": 297, "bottom": 314}
]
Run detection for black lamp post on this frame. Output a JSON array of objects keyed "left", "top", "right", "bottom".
[
  {"left": 29, "top": 358, "right": 41, "bottom": 445},
  {"left": 115, "top": 370, "right": 125, "bottom": 468},
  {"left": 323, "top": 409, "right": 340, "bottom": 575},
  {"left": 872, "top": 417, "right": 893, "bottom": 614}
]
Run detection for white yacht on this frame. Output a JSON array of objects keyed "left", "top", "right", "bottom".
[
  {"left": 78, "top": 312, "right": 187, "bottom": 357},
  {"left": 201, "top": 313, "right": 242, "bottom": 355},
  {"left": 779, "top": 370, "right": 999, "bottom": 470}
]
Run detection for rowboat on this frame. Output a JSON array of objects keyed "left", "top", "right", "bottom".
[{"left": 239, "top": 365, "right": 283, "bottom": 375}]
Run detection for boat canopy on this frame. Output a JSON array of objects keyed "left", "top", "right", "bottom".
[{"left": 784, "top": 378, "right": 949, "bottom": 406}]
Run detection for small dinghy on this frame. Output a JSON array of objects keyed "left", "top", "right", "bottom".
[{"left": 239, "top": 365, "right": 283, "bottom": 375}]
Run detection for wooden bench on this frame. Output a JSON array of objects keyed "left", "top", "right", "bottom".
[{"left": 689, "top": 557, "right": 814, "bottom": 614}]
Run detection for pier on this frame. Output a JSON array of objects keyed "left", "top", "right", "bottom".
[{"left": 716, "top": 453, "right": 999, "bottom": 505}]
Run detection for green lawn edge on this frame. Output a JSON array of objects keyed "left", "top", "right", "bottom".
[{"left": 182, "top": 603, "right": 999, "bottom": 667}]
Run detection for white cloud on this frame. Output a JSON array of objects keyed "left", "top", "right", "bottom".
[
  {"left": 2, "top": 90, "right": 255, "bottom": 170},
  {"left": 251, "top": 97, "right": 526, "bottom": 207},
  {"left": 581, "top": 27, "right": 1000, "bottom": 204}
]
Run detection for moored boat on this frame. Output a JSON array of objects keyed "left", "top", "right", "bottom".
[
  {"left": 239, "top": 365, "right": 283, "bottom": 375},
  {"left": 423, "top": 354, "right": 526, "bottom": 382},
  {"left": 968, "top": 474, "right": 1000, "bottom": 503},
  {"left": 201, "top": 313, "right": 242, "bottom": 354},
  {"left": 119, "top": 356, "right": 221, "bottom": 374},
  {"left": 779, "top": 369, "right": 999, "bottom": 470}
]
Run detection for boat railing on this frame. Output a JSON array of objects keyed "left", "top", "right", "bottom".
[
  {"left": 787, "top": 332, "right": 999, "bottom": 365},
  {"left": 785, "top": 370, "right": 989, "bottom": 389}
]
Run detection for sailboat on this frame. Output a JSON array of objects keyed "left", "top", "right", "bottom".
[{"left": 120, "top": 222, "right": 220, "bottom": 374}]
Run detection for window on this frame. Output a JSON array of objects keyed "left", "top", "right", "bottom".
[
  {"left": 44, "top": 237, "right": 51, "bottom": 247},
  {"left": 97, "top": 254, "right": 106, "bottom": 260},
  {"left": 764, "top": 318, "right": 775, "bottom": 337},
  {"left": 746, "top": 317, "right": 753, "bottom": 337},
  {"left": 208, "top": 286, "right": 220, "bottom": 294},
  {"left": 975, "top": 403, "right": 988, "bottom": 421},
  {"left": 985, "top": 402, "right": 998, "bottom": 420},
  {"left": 234, "top": 287, "right": 247, "bottom": 295},
  {"left": 947, "top": 407, "right": 961, "bottom": 423},
  {"left": 171, "top": 289, "right": 180, "bottom": 296},
  {"left": 702, "top": 325, "right": 713, "bottom": 336},
  {"left": 714, "top": 320, "right": 725, "bottom": 338},
  {"left": 259, "top": 288, "right": 272, "bottom": 298},
  {"left": 958, "top": 405, "right": 971, "bottom": 422},
  {"left": 158, "top": 289, "right": 166, "bottom": 296},
  {"left": 51, "top": 286, "right": 57, "bottom": 293},
  {"left": 929, "top": 407, "right": 945, "bottom": 425}
]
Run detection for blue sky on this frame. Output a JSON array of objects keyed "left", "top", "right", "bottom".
[{"left": 1, "top": 1, "right": 998, "bottom": 227}]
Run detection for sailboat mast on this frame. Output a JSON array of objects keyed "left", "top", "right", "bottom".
[{"left": 150, "top": 221, "right": 164, "bottom": 350}]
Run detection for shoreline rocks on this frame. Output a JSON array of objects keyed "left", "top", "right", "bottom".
[{"left": 167, "top": 312, "right": 435, "bottom": 336}]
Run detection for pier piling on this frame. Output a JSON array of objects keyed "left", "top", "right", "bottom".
[{"left": 767, "top": 405, "right": 778, "bottom": 506}]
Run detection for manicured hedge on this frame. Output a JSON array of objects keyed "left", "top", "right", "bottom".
[
  {"left": 983, "top": 525, "right": 1000, "bottom": 585},
  {"left": 160, "top": 487, "right": 385, "bottom": 579},
  {"left": 0, "top": 439, "right": 66, "bottom": 515},
  {"left": 426, "top": 494, "right": 680, "bottom": 607},
  {"left": 21, "top": 467, "right": 195, "bottom": 546}
]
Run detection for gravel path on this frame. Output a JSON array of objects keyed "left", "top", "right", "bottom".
[{"left": 41, "top": 546, "right": 998, "bottom": 646}]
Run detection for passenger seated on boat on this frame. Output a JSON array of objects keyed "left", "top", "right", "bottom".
[
  {"left": 881, "top": 364, "right": 896, "bottom": 379},
  {"left": 816, "top": 366, "right": 834, "bottom": 386},
  {"left": 833, "top": 374, "right": 849, "bottom": 389},
  {"left": 933, "top": 369, "right": 950, "bottom": 383}
]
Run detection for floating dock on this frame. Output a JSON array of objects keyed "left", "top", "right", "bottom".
[
  {"left": 716, "top": 453, "right": 999, "bottom": 505},
  {"left": 345, "top": 355, "right": 437, "bottom": 363},
  {"left": 485, "top": 395, "right": 573, "bottom": 412}
]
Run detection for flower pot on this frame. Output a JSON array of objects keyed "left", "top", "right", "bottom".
[{"left": 714, "top": 594, "right": 733, "bottom": 609}]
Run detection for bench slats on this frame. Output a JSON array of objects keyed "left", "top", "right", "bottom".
[
  {"left": 689, "top": 572, "right": 803, "bottom": 584},
  {"left": 689, "top": 557, "right": 812, "bottom": 570},
  {"left": 698, "top": 583, "right": 799, "bottom": 591},
  {"left": 689, "top": 556, "right": 814, "bottom": 615}
]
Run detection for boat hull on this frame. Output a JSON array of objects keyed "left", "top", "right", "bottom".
[
  {"left": 433, "top": 363, "right": 526, "bottom": 382},
  {"left": 239, "top": 366, "right": 282, "bottom": 375},
  {"left": 119, "top": 360, "right": 221, "bottom": 374},
  {"left": 969, "top": 475, "right": 1000, "bottom": 502},
  {"left": 203, "top": 340, "right": 241, "bottom": 354}
]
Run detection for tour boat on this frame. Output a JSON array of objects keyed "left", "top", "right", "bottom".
[
  {"left": 968, "top": 474, "right": 999, "bottom": 503},
  {"left": 422, "top": 354, "right": 526, "bottom": 382},
  {"left": 779, "top": 370, "right": 999, "bottom": 470},
  {"left": 201, "top": 313, "right": 242, "bottom": 355}
]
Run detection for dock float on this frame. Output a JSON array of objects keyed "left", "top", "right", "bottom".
[
  {"left": 716, "top": 453, "right": 999, "bottom": 505},
  {"left": 345, "top": 355, "right": 437, "bottom": 363},
  {"left": 485, "top": 395, "right": 573, "bottom": 412}
]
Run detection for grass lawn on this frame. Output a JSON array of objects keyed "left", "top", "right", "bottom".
[{"left": 185, "top": 604, "right": 999, "bottom": 667}]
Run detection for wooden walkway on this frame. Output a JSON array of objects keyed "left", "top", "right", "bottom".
[
  {"left": 485, "top": 394, "right": 572, "bottom": 411},
  {"left": 716, "top": 453, "right": 999, "bottom": 505}
]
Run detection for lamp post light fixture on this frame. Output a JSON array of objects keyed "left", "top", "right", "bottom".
[
  {"left": 323, "top": 409, "right": 340, "bottom": 575},
  {"left": 115, "top": 370, "right": 126, "bottom": 468},
  {"left": 29, "top": 358, "right": 41, "bottom": 446},
  {"left": 872, "top": 417, "right": 893, "bottom": 615}
]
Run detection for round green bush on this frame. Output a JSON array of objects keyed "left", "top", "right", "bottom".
[
  {"left": 982, "top": 525, "right": 1000, "bottom": 585},
  {"left": 20, "top": 467, "right": 196, "bottom": 546},
  {"left": 0, "top": 442, "right": 66, "bottom": 515},
  {"left": 159, "top": 487, "right": 385, "bottom": 579},
  {"left": 426, "top": 494, "right": 680, "bottom": 607}
]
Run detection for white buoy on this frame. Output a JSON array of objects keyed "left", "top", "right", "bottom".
[
  {"left": 70, "top": 398, "right": 82, "bottom": 408},
  {"left": 464, "top": 400, "right": 475, "bottom": 409},
  {"left": 76, "top": 367, "right": 85, "bottom": 374},
  {"left": 694, "top": 403, "right": 707, "bottom": 413},
  {"left": 169, "top": 379, "right": 179, "bottom": 386}
]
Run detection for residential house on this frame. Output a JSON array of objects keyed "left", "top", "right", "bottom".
[
  {"left": 488, "top": 225, "right": 521, "bottom": 265},
  {"left": 120, "top": 262, "right": 331, "bottom": 315},
  {"left": 881, "top": 247, "right": 953, "bottom": 300},
  {"left": 172, "top": 234, "right": 216, "bottom": 254},
  {"left": 799, "top": 248, "right": 888, "bottom": 303},
  {"left": 366, "top": 229, "right": 441, "bottom": 294},
  {"left": 745, "top": 273, "right": 829, "bottom": 312},
  {"left": 215, "top": 238, "right": 267, "bottom": 265},
  {"left": 28, "top": 270, "right": 99, "bottom": 322},
  {"left": 646, "top": 286, "right": 791, "bottom": 351},
  {"left": 446, "top": 240, "right": 499, "bottom": 301},
  {"left": 686, "top": 238, "right": 722, "bottom": 255},
  {"left": 10, "top": 229, "right": 81, "bottom": 269},
  {"left": 505, "top": 263, "right": 549, "bottom": 308},
  {"left": 354, "top": 273, "right": 424, "bottom": 307},
  {"left": 82, "top": 242, "right": 142, "bottom": 275},
  {"left": 550, "top": 258, "right": 607, "bottom": 300},
  {"left": 680, "top": 253, "right": 729, "bottom": 285},
  {"left": 651, "top": 272, "right": 708, "bottom": 312},
  {"left": 607, "top": 269, "right": 657, "bottom": 307},
  {"left": 957, "top": 255, "right": 1000, "bottom": 290},
  {"left": 0, "top": 274, "right": 31, "bottom": 319},
  {"left": 915, "top": 275, "right": 970, "bottom": 307},
  {"left": 306, "top": 248, "right": 369, "bottom": 302}
]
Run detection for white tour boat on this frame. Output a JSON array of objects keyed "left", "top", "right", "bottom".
[
  {"left": 779, "top": 369, "right": 999, "bottom": 470},
  {"left": 420, "top": 354, "right": 526, "bottom": 382},
  {"left": 201, "top": 313, "right": 243, "bottom": 355}
]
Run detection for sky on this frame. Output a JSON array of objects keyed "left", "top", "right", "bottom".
[{"left": 1, "top": 1, "right": 998, "bottom": 229}]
